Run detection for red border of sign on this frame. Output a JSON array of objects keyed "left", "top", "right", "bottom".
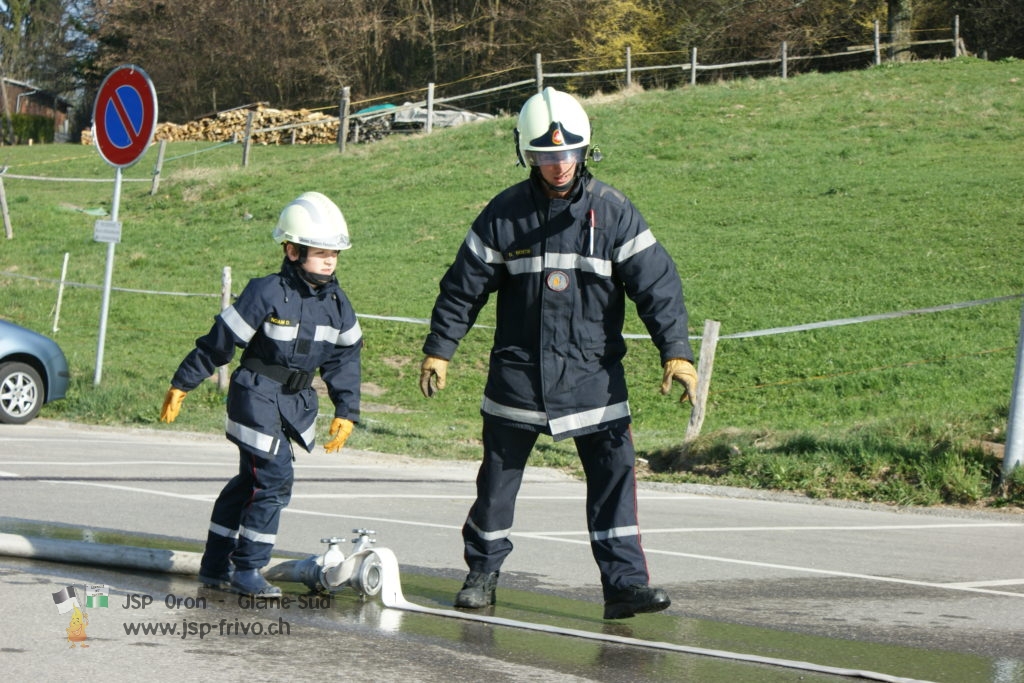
[{"left": 92, "top": 65, "right": 158, "bottom": 168}]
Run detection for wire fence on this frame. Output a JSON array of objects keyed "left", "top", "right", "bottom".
[
  {"left": 3, "top": 265, "right": 1015, "bottom": 345},
  {"left": 327, "top": 20, "right": 964, "bottom": 150}
]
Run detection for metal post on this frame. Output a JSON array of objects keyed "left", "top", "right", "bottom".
[
  {"left": 94, "top": 167, "right": 123, "bottom": 385},
  {"left": 625, "top": 46, "right": 632, "bottom": 88},
  {"left": 53, "top": 252, "right": 69, "bottom": 334},
  {"left": 1002, "top": 299, "right": 1024, "bottom": 484},
  {"left": 690, "top": 48, "right": 698, "bottom": 86},
  {"left": 781, "top": 41, "right": 788, "bottom": 79}
]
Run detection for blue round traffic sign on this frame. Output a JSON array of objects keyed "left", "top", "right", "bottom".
[{"left": 92, "top": 65, "right": 158, "bottom": 168}]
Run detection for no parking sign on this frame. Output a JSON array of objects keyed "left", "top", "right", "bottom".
[
  {"left": 90, "top": 65, "right": 158, "bottom": 385},
  {"left": 92, "top": 65, "right": 158, "bottom": 168}
]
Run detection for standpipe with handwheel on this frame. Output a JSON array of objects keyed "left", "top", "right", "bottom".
[{"left": 264, "top": 529, "right": 384, "bottom": 598}]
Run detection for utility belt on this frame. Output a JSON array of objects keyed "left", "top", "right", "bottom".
[{"left": 241, "top": 357, "right": 314, "bottom": 392}]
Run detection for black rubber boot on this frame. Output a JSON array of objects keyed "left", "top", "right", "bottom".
[
  {"left": 230, "top": 568, "right": 282, "bottom": 597},
  {"left": 603, "top": 584, "right": 671, "bottom": 619},
  {"left": 454, "top": 571, "right": 499, "bottom": 608},
  {"left": 197, "top": 566, "right": 233, "bottom": 591}
]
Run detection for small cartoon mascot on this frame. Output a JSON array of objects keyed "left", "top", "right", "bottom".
[{"left": 66, "top": 605, "right": 88, "bottom": 648}]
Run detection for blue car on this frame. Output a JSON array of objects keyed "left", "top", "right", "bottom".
[{"left": 0, "top": 319, "right": 70, "bottom": 424}]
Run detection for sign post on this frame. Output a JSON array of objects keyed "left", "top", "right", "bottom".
[{"left": 91, "top": 65, "right": 158, "bottom": 385}]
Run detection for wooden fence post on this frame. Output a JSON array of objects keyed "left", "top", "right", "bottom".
[
  {"left": 426, "top": 82, "right": 435, "bottom": 135},
  {"left": 690, "top": 48, "right": 698, "bottom": 86},
  {"left": 149, "top": 139, "right": 166, "bottom": 196},
  {"left": 684, "top": 319, "right": 721, "bottom": 443},
  {"left": 218, "top": 266, "right": 232, "bottom": 391},
  {"left": 535, "top": 53, "right": 543, "bottom": 93},
  {"left": 874, "top": 20, "right": 881, "bottom": 66},
  {"left": 0, "top": 176, "right": 11, "bottom": 239},
  {"left": 781, "top": 41, "right": 788, "bottom": 79},
  {"left": 953, "top": 15, "right": 961, "bottom": 58},
  {"left": 625, "top": 46, "right": 632, "bottom": 88},
  {"left": 242, "top": 110, "right": 254, "bottom": 167},
  {"left": 338, "top": 87, "right": 350, "bottom": 153}
]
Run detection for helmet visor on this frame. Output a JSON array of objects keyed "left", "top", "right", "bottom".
[{"left": 522, "top": 147, "right": 587, "bottom": 167}]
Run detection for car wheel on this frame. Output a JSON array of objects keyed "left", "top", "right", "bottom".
[{"left": 0, "top": 361, "right": 44, "bottom": 424}]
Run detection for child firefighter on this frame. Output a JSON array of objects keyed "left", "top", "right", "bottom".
[{"left": 160, "top": 191, "right": 362, "bottom": 596}]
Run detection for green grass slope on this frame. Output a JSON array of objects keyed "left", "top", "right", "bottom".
[{"left": 2, "top": 57, "right": 1023, "bottom": 507}]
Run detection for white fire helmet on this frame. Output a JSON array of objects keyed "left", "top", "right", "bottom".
[
  {"left": 515, "top": 87, "right": 591, "bottom": 167},
  {"left": 272, "top": 191, "right": 351, "bottom": 251}
]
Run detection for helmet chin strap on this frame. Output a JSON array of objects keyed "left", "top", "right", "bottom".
[{"left": 300, "top": 270, "right": 333, "bottom": 286}]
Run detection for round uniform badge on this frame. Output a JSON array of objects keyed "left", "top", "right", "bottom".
[{"left": 546, "top": 270, "right": 569, "bottom": 292}]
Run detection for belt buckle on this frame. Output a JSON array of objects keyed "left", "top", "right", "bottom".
[{"left": 286, "top": 370, "right": 310, "bottom": 392}]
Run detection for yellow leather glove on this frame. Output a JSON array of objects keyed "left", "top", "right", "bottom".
[
  {"left": 160, "top": 387, "right": 187, "bottom": 423},
  {"left": 324, "top": 418, "right": 354, "bottom": 453},
  {"left": 660, "top": 358, "right": 698, "bottom": 405},
  {"left": 419, "top": 356, "right": 449, "bottom": 398}
]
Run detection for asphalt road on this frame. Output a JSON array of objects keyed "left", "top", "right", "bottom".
[{"left": 1, "top": 420, "right": 1023, "bottom": 682}]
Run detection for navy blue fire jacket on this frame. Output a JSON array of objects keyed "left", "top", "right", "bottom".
[
  {"left": 171, "top": 259, "right": 361, "bottom": 456},
  {"left": 423, "top": 174, "right": 693, "bottom": 441}
]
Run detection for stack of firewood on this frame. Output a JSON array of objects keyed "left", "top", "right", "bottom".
[{"left": 82, "top": 104, "right": 342, "bottom": 145}]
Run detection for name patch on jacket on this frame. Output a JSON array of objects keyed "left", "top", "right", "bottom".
[
  {"left": 505, "top": 248, "right": 533, "bottom": 260},
  {"left": 268, "top": 316, "right": 292, "bottom": 326}
]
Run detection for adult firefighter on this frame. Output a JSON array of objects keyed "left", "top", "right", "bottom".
[
  {"left": 160, "top": 191, "right": 362, "bottom": 596},
  {"left": 419, "top": 87, "right": 698, "bottom": 619}
]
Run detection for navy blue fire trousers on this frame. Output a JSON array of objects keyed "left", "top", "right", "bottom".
[
  {"left": 200, "top": 440, "right": 295, "bottom": 573},
  {"left": 462, "top": 420, "right": 651, "bottom": 600}
]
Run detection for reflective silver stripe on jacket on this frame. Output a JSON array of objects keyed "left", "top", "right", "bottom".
[
  {"left": 262, "top": 320, "right": 298, "bottom": 341},
  {"left": 482, "top": 396, "right": 631, "bottom": 437},
  {"left": 466, "top": 231, "right": 503, "bottom": 264},
  {"left": 239, "top": 525, "right": 276, "bottom": 545},
  {"left": 481, "top": 396, "right": 547, "bottom": 426},
  {"left": 315, "top": 320, "right": 362, "bottom": 347},
  {"left": 466, "top": 515, "right": 511, "bottom": 542},
  {"left": 545, "top": 251, "right": 613, "bottom": 277},
  {"left": 208, "top": 522, "right": 239, "bottom": 539},
  {"left": 505, "top": 251, "right": 612, "bottom": 278},
  {"left": 225, "top": 418, "right": 281, "bottom": 458},
  {"left": 220, "top": 305, "right": 257, "bottom": 342},
  {"left": 614, "top": 230, "right": 656, "bottom": 263},
  {"left": 548, "top": 401, "right": 630, "bottom": 437},
  {"left": 506, "top": 256, "right": 542, "bottom": 275},
  {"left": 590, "top": 525, "right": 640, "bottom": 542}
]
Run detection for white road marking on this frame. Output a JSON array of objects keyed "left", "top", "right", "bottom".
[{"left": 24, "top": 478, "right": 1024, "bottom": 600}]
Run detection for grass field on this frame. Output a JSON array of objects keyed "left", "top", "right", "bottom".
[{"left": 2, "top": 57, "right": 1023, "bottom": 508}]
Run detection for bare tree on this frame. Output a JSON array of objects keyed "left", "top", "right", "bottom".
[
  {"left": 82, "top": 0, "right": 1003, "bottom": 125},
  {"left": 955, "top": 0, "right": 1024, "bottom": 58},
  {"left": 888, "top": 0, "right": 913, "bottom": 60},
  {"left": 0, "top": 0, "right": 90, "bottom": 141}
]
